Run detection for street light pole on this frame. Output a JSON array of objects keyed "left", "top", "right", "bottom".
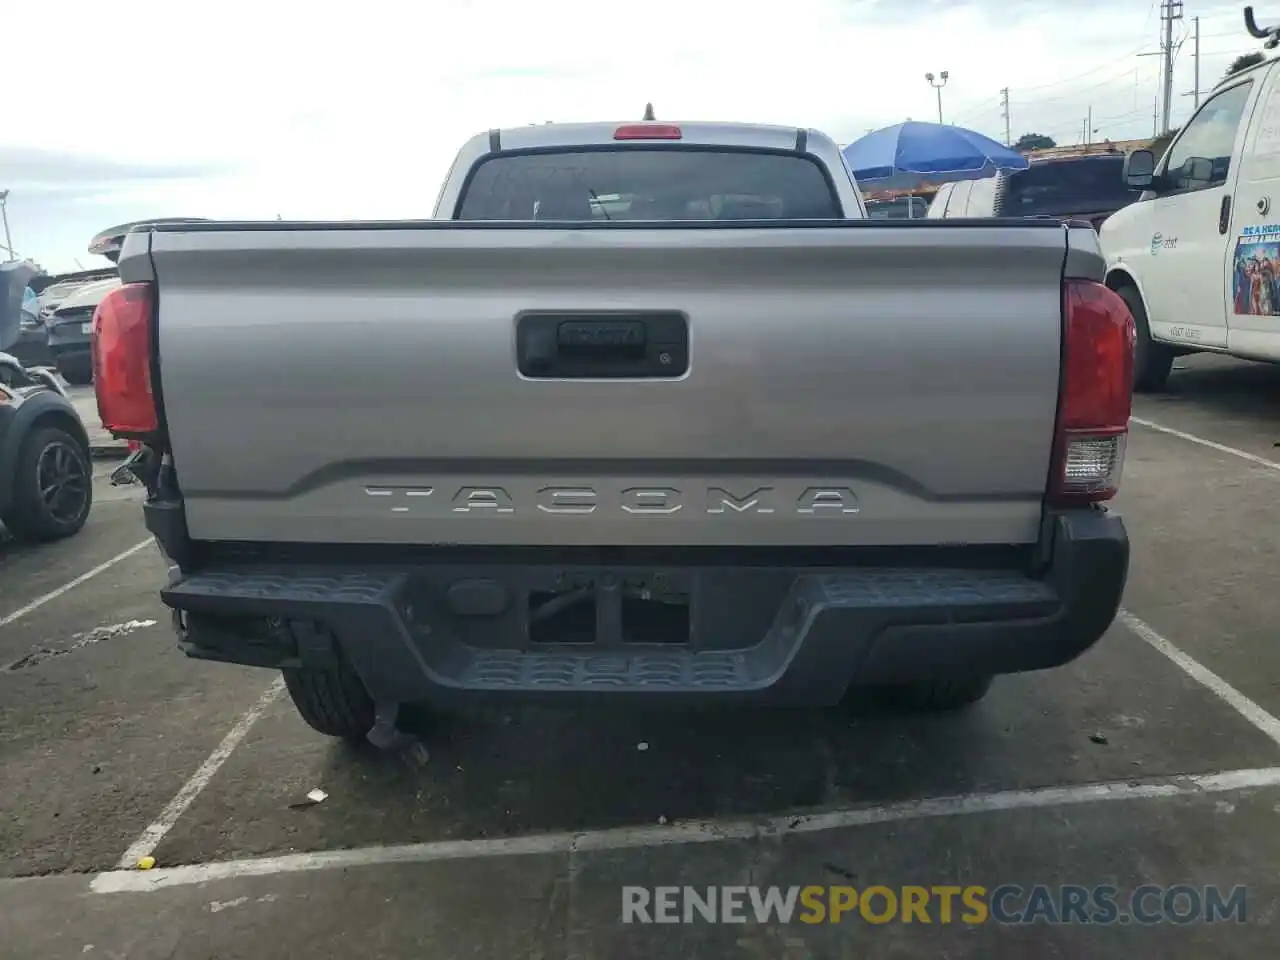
[
  {"left": 925, "top": 71, "right": 950, "bottom": 124},
  {"left": 0, "top": 190, "right": 13, "bottom": 261}
]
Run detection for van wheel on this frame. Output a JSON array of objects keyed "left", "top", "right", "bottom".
[
  {"left": 1116, "top": 284, "right": 1173, "bottom": 392},
  {"left": 282, "top": 655, "right": 376, "bottom": 741}
]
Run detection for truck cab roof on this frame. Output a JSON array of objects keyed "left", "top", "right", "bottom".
[
  {"left": 485, "top": 120, "right": 821, "bottom": 153},
  {"left": 433, "top": 120, "right": 861, "bottom": 220}
]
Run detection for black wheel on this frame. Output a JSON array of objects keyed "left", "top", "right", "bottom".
[
  {"left": 861, "top": 676, "right": 994, "bottom": 712},
  {"left": 282, "top": 655, "right": 376, "bottom": 741},
  {"left": 1116, "top": 284, "right": 1173, "bottom": 393},
  {"left": 1, "top": 426, "right": 93, "bottom": 542},
  {"left": 56, "top": 358, "right": 93, "bottom": 386}
]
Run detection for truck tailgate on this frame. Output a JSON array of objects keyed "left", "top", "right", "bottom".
[{"left": 144, "top": 222, "right": 1072, "bottom": 547}]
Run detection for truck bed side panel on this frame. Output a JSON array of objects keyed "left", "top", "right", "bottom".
[{"left": 150, "top": 223, "right": 1067, "bottom": 547}]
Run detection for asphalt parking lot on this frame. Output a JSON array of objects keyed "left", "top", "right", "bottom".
[{"left": 2, "top": 355, "right": 1278, "bottom": 959}]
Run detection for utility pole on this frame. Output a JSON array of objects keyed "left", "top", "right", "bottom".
[
  {"left": 1000, "top": 87, "right": 1011, "bottom": 145},
  {"left": 925, "top": 71, "right": 949, "bottom": 123},
  {"left": 1086, "top": 106, "right": 1093, "bottom": 146},
  {"left": 0, "top": 190, "right": 12, "bottom": 262},
  {"left": 1193, "top": 15, "right": 1201, "bottom": 108},
  {"left": 1160, "top": 0, "right": 1184, "bottom": 134}
]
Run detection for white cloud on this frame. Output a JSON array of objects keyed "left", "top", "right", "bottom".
[{"left": 2, "top": 0, "right": 1262, "bottom": 269}]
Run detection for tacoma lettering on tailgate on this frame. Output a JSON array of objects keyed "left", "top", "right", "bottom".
[{"left": 363, "top": 485, "right": 861, "bottom": 516}]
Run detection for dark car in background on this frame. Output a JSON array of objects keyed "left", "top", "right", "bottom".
[
  {"left": 928, "top": 154, "right": 1143, "bottom": 228},
  {"left": 993, "top": 154, "right": 1143, "bottom": 229},
  {"left": 46, "top": 276, "right": 121, "bottom": 384},
  {"left": 2, "top": 260, "right": 50, "bottom": 367},
  {"left": 27, "top": 219, "right": 210, "bottom": 385}
]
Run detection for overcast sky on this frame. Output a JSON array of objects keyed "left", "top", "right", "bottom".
[{"left": 1, "top": 0, "right": 1258, "bottom": 271}]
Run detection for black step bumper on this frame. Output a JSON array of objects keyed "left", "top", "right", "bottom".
[{"left": 157, "top": 509, "right": 1127, "bottom": 707}]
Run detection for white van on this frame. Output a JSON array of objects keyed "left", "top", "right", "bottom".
[
  {"left": 1101, "top": 48, "right": 1280, "bottom": 390},
  {"left": 926, "top": 177, "right": 999, "bottom": 218}
]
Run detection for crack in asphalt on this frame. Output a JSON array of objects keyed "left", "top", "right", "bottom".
[{"left": 1, "top": 619, "right": 158, "bottom": 673}]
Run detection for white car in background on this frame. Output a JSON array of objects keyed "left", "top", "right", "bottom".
[{"left": 926, "top": 177, "right": 1001, "bottom": 218}]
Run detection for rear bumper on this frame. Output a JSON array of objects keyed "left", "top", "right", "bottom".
[
  {"left": 48, "top": 320, "right": 90, "bottom": 361},
  {"left": 6, "top": 327, "right": 53, "bottom": 366},
  {"left": 154, "top": 508, "right": 1128, "bottom": 707}
]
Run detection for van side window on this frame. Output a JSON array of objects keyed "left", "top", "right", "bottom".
[{"left": 1161, "top": 81, "right": 1254, "bottom": 193}]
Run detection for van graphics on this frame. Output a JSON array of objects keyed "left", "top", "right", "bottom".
[{"left": 1232, "top": 226, "right": 1280, "bottom": 316}]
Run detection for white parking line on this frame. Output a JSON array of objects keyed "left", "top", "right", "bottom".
[
  {"left": 1119, "top": 609, "right": 1280, "bottom": 748},
  {"left": 1130, "top": 417, "right": 1280, "bottom": 472},
  {"left": 85, "top": 492, "right": 1280, "bottom": 893},
  {"left": 115, "top": 679, "right": 286, "bottom": 869},
  {"left": 0, "top": 538, "right": 154, "bottom": 628},
  {"left": 90, "top": 765, "right": 1280, "bottom": 893}
]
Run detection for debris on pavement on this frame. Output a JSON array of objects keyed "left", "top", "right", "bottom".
[
  {"left": 823, "top": 862, "right": 858, "bottom": 882},
  {"left": 136, "top": 856, "right": 156, "bottom": 870},
  {"left": 657, "top": 815, "right": 668, "bottom": 825},
  {"left": 1089, "top": 732, "right": 1109, "bottom": 745},
  {"left": 209, "top": 897, "right": 250, "bottom": 914},
  {"left": 0, "top": 620, "right": 159, "bottom": 673},
  {"left": 637, "top": 741, "right": 649, "bottom": 751},
  {"left": 401, "top": 742, "right": 430, "bottom": 769},
  {"left": 288, "top": 788, "right": 328, "bottom": 809}
]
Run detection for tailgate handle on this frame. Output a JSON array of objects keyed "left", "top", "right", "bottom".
[{"left": 517, "top": 312, "right": 688, "bottom": 379}]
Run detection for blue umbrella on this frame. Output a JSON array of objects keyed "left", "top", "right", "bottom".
[{"left": 843, "top": 121, "right": 1028, "bottom": 191}]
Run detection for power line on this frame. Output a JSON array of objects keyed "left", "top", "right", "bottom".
[
  {"left": 955, "top": 62, "right": 1154, "bottom": 134},
  {"left": 1198, "top": 46, "right": 1271, "bottom": 56},
  {"left": 1013, "top": 43, "right": 1155, "bottom": 96},
  {"left": 1014, "top": 63, "right": 1153, "bottom": 107},
  {"left": 948, "top": 31, "right": 1166, "bottom": 129},
  {"left": 946, "top": 94, "right": 1006, "bottom": 127},
  {"left": 960, "top": 8, "right": 1167, "bottom": 116},
  {"left": 936, "top": 5, "right": 1247, "bottom": 144}
]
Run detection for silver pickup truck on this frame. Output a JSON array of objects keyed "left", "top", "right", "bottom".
[{"left": 95, "top": 121, "right": 1134, "bottom": 743}]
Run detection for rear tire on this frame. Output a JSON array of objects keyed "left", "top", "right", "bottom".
[
  {"left": 1116, "top": 284, "right": 1173, "bottom": 393},
  {"left": 1, "top": 425, "right": 93, "bottom": 543},
  {"left": 283, "top": 656, "right": 376, "bottom": 741},
  {"left": 56, "top": 358, "right": 93, "bottom": 386},
  {"left": 869, "top": 676, "right": 994, "bottom": 712}
]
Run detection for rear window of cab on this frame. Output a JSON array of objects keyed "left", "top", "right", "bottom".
[{"left": 456, "top": 148, "right": 843, "bottom": 220}]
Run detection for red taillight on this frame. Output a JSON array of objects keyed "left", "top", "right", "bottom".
[
  {"left": 1048, "top": 280, "right": 1135, "bottom": 505},
  {"left": 613, "top": 123, "right": 682, "bottom": 140},
  {"left": 92, "top": 282, "right": 159, "bottom": 438}
]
